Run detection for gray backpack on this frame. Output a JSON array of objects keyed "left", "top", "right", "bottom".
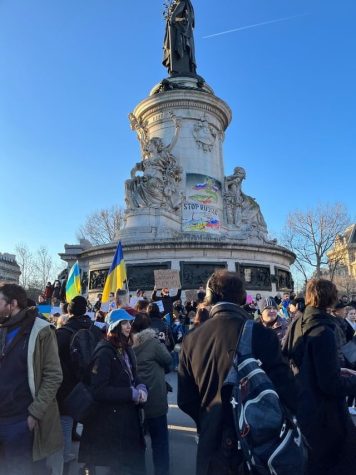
[{"left": 222, "top": 319, "right": 307, "bottom": 475}]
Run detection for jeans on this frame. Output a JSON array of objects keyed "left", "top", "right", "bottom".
[
  {"left": 60, "top": 415, "right": 74, "bottom": 463},
  {"left": 146, "top": 415, "right": 170, "bottom": 475},
  {"left": 0, "top": 418, "right": 34, "bottom": 475}
]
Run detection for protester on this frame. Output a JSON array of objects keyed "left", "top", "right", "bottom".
[
  {"left": 0, "top": 283, "right": 63, "bottom": 474},
  {"left": 340, "top": 294, "right": 350, "bottom": 306},
  {"left": 178, "top": 270, "right": 297, "bottom": 475},
  {"left": 288, "top": 297, "right": 305, "bottom": 322},
  {"left": 44, "top": 281, "right": 54, "bottom": 304},
  {"left": 132, "top": 313, "right": 172, "bottom": 475},
  {"left": 345, "top": 305, "right": 356, "bottom": 332},
  {"left": 52, "top": 280, "right": 62, "bottom": 307},
  {"left": 115, "top": 288, "right": 137, "bottom": 316},
  {"left": 93, "top": 293, "right": 102, "bottom": 312},
  {"left": 189, "top": 304, "right": 210, "bottom": 331},
  {"left": 79, "top": 308, "right": 147, "bottom": 475},
  {"left": 171, "top": 315, "right": 186, "bottom": 371},
  {"left": 259, "top": 297, "right": 289, "bottom": 343},
  {"left": 151, "top": 286, "right": 182, "bottom": 319},
  {"left": 284, "top": 278, "right": 356, "bottom": 474},
  {"left": 331, "top": 302, "right": 354, "bottom": 355},
  {"left": 56, "top": 296, "right": 100, "bottom": 468},
  {"left": 147, "top": 302, "right": 175, "bottom": 352},
  {"left": 135, "top": 299, "right": 150, "bottom": 313}
]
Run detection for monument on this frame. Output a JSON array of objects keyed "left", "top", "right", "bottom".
[{"left": 60, "top": 0, "right": 295, "bottom": 296}]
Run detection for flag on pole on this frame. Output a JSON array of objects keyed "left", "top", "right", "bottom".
[
  {"left": 66, "top": 261, "right": 81, "bottom": 302},
  {"left": 102, "top": 241, "right": 127, "bottom": 303}
]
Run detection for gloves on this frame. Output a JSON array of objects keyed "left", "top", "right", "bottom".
[{"left": 131, "top": 384, "right": 148, "bottom": 404}]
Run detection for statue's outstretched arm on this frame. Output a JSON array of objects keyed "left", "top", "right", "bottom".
[
  {"left": 167, "top": 112, "right": 182, "bottom": 151},
  {"left": 131, "top": 161, "right": 143, "bottom": 178}
]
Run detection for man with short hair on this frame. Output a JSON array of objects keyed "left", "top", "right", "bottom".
[
  {"left": 56, "top": 295, "right": 98, "bottom": 465},
  {"left": 0, "top": 283, "right": 63, "bottom": 474},
  {"left": 151, "top": 286, "right": 182, "bottom": 318},
  {"left": 178, "top": 270, "right": 297, "bottom": 475}
]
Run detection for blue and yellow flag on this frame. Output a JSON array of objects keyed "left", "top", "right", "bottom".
[
  {"left": 102, "top": 242, "right": 127, "bottom": 303},
  {"left": 66, "top": 260, "right": 81, "bottom": 302}
]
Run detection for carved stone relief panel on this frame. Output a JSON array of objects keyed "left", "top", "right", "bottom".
[
  {"left": 89, "top": 269, "right": 109, "bottom": 291},
  {"left": 275, "top": 268, "right": 294, "bottom": 291},
  {"left": 192, "top": 116, "right": 217, "bottom": 152},
  {"left": 126, "top": 262, "right": 171, "bottom": 291},
  {"left": 180, "top": 261, "right": 227, "bottom": 289},
  {"left": 235, "top": 264, "right": 272, "bottom": 291}
]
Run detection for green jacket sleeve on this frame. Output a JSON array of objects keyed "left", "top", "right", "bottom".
[{"left": 28, "top": 326, "right": 63, "bottom": 420}]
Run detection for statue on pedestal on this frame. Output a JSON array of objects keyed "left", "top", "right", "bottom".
[
  {"left": 224, "top": 167, "right": 268, "bottom": 240},
  {"left": 125, "top": 115, "right": 183, "bottom": 211},
  {"left": 163, "top": 0, "right": 197, "bottom": 76}
]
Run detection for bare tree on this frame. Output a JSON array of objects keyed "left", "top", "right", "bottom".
[
  {"left": 77, "top": 205, "right": 125, "bottom": 245},
  {"left": 33, "top": 246, "right": 53, "bottom": 291},
  {"left": 281, "top": 203, "right": 350, "bottom": 282},
  {"left": 15, "top": 243, "right": 35, "bottom": 289}
]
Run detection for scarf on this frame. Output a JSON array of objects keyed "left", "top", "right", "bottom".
[{"left": 0, "top": 307, "right": 35, "bottom": 358}]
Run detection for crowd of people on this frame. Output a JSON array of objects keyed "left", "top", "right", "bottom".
[{"left": 1, "top": 274, "right": 356, "bottom": 475}]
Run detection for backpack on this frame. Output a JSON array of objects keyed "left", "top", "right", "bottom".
[
  {"left": 61, "top": 323, "right": 103, "bottom": 380},
  {"left": 222, "top": 319, "right": 307, "bottom": 475},
  {"left": 282, "top": 316, "right": 335, "bottom": 374}
]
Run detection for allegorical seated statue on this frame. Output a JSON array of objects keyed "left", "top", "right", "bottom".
[
  {"left": 224, "top": 167, "right": 268, "bottom": 240},
  {"left": 125, "top": 134, "right": 183, "bottom": 212},
  {"left": 162, "top": 0, "right": 197, "bottom": 76}
]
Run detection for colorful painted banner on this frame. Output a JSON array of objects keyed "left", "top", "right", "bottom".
[{"left": 182, "top": 173, "right": 223, "bottom": 234}]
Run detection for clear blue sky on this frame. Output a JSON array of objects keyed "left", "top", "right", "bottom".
[{"left": 0, "top": 0, "right": 355, "bottom": 261}]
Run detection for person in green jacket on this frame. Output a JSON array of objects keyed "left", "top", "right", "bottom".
[{"left": 132, "top": 313, "right": 172, "bottom": 475}]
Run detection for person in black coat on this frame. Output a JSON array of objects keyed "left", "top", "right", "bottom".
[
  {"left": 285, "top": 278, "right": 356, "bottom": 475},
  {"left": 78, "top": 308, "right": 147, "bottom": 475},
  {"left": 178, "top": 270, "right": 297, "bottom": 475},
  {"left": 151, "top": 287, "right": 182, "bottom": 318}
]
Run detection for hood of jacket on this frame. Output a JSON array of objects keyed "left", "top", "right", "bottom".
[
  {"left": 132, "top": 328, "right": 156, "bottom": 347},
  {"left": 209, "top": 301, "right": 250, "bottom": 321}
]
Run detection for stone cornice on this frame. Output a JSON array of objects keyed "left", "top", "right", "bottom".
[
  {"left": 60, "top": 239, "right": 295, "bottom": 265},
  {"left": 133, "top": 90, "right": 232, "bottom": 130}
]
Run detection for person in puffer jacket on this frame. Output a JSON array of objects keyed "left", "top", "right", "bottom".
[{"left": 132, "top": 313, "right": 172, "bottom": 475}]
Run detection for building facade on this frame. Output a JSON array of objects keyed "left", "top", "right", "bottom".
[{"left": 0, "top": 253, "right": 21, "bottom": 283}]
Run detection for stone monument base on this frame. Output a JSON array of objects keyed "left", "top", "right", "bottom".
[{"left": 60, "top": 238, "right": 295, "bottom": 302}]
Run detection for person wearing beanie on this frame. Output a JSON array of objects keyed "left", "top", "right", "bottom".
[
  {"left": 55, "top": 295, "right": 97, "bottom": 466},
  {"left": 259, "top": 297, "right": 288, "bottom": 344},
  {"left": 79, "top": 308, "right": 147, "bottom": 475}
]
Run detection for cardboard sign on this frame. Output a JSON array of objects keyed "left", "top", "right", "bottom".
[
  {"left": 184, "top": 289, "right": 197, "bottom": 302},
  {"left": 154, "top": 269, "right": 181, "bottom": 290}
]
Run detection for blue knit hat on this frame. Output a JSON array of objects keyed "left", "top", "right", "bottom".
[
  {"left": 261, "top": 297, "right": 278, "bottom": 312},
  {"left": 106, "top": 308, "right": 134, "bottom": 333}
]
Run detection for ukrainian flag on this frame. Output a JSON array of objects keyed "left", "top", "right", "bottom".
[
  {"left": 102, "top": 242, "right": 127, "bottom": 302},
  {"left": 66, "top": 261, "right": 81, "bottom": 302}
]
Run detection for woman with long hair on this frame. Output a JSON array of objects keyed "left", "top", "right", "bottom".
[{"left": 78, "top": 309, "right": 147, "bottom": 475}]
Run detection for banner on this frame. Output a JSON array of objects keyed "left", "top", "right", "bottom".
[{"left": 182, "top": 173, "right": 223, "bottom": 234}]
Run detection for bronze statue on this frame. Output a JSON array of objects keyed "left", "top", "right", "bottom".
[{"left": 163, "top": 0, "right": 197, "bottom": 76}]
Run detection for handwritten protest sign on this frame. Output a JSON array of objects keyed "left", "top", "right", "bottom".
[
  {"left": 154, "top": 269, "right": 181, "bottom": 290},
  {"left": 184, "top": 289, "right": 197, "bottom": 302}
]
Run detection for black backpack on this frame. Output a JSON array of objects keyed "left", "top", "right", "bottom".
[
  {"left": 222, "top": 319, "right": 307, "bottom": 475},
  {"left": 282, "top": 316, "right": 334, "bottom": 374},
  {"left": 62, "top": 323, "right": 103, "bottom": 379}
]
